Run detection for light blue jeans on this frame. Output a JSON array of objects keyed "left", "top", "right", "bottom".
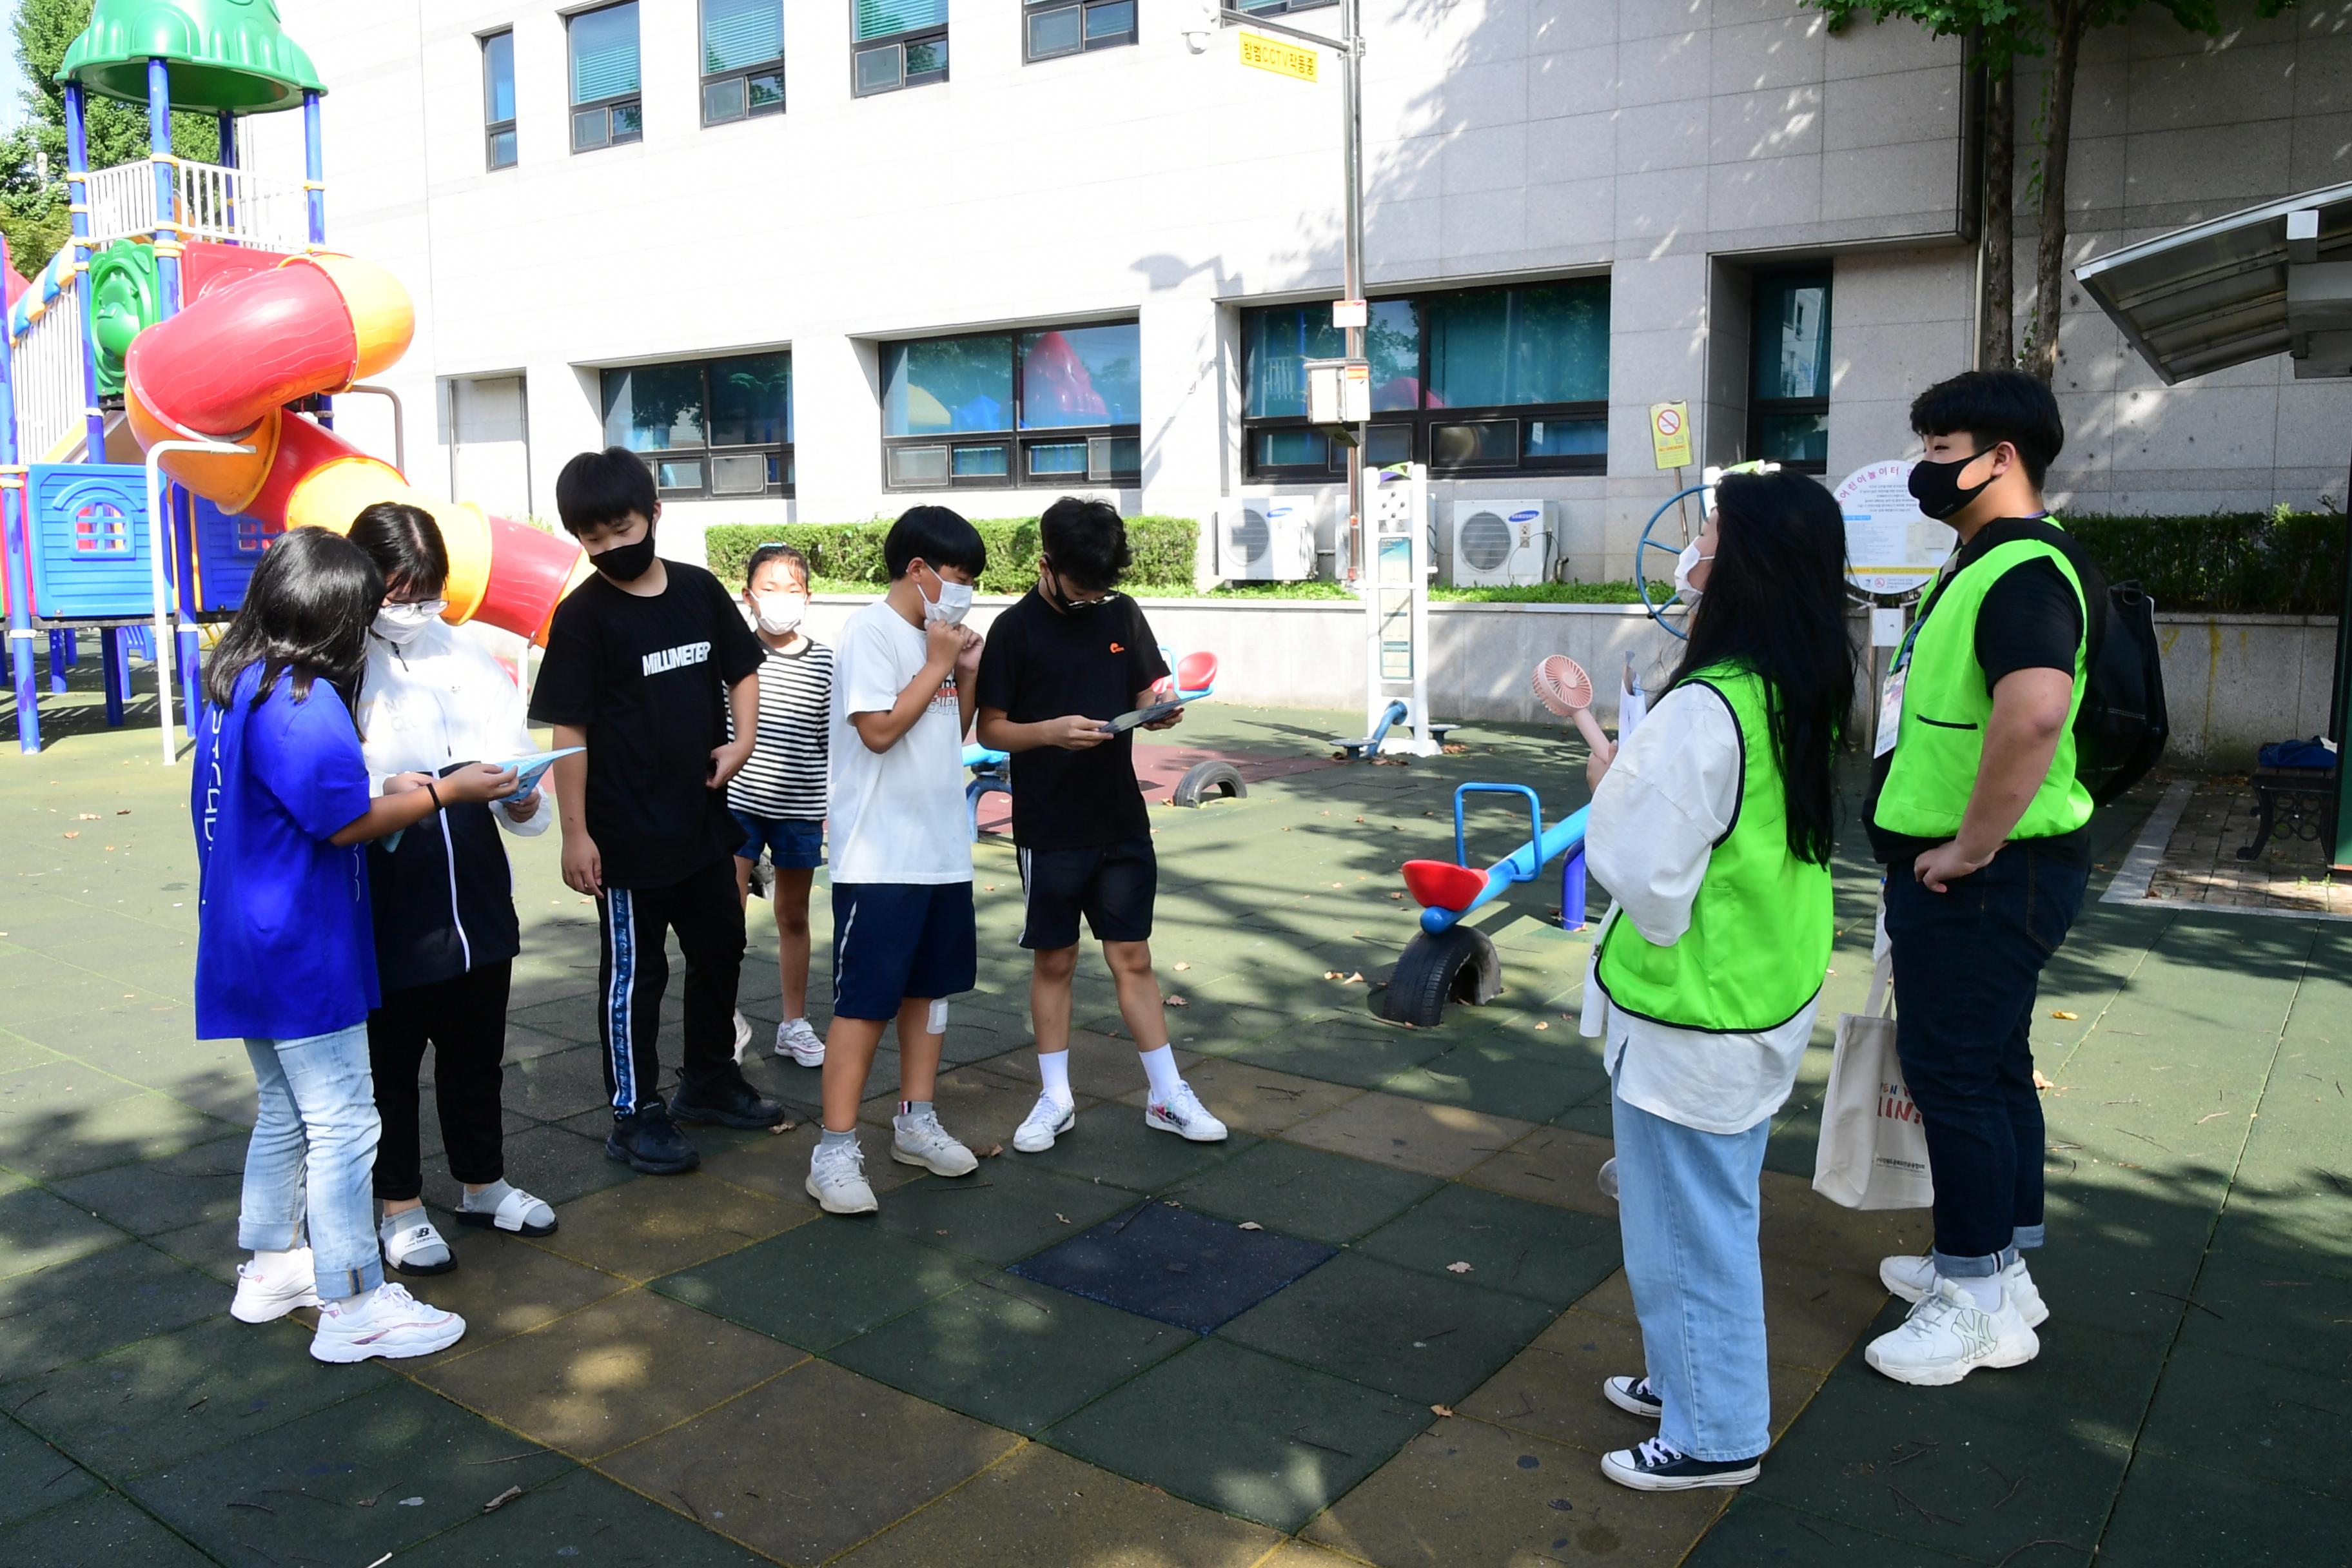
[
  {"left": 240, "top": 1024, "right": 384, "bottom": 1302},
  {"left": 1612, "top": 1072, "right": 1772, "bottom": 1462}
]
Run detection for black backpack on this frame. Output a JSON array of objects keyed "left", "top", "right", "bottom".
[{"left": 2016, "top": 520, "right": 2168, "bottom": 805}]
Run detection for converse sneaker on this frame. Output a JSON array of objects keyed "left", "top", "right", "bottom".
[
  {"left": 1602, "top": 1375, "right": 1662, "bottom": 1420},
  {"left": 230, "top": 1248, "right": 322, "bottom": 1324},
  {"left": 670, "top": 1069, "right": 791, "bottom": 1130},
  {"left": 892, "top": 1106, "right": 979, "bottom": 1177},
  {"left": 1881, "top": 1253, "right": 2049, "bottom": 1329},
  {"left": 1865, "top": 1275, "right": 2039, "bottom": 1386},
  {"left": 605, "top": 1101, "right": 701, "bottom": 1174},
  {"left": 775, "top": 1017, "right": 825, "bottom": 1068},
  {"left": 1014, "top": 1094, "right": 1077, "bottom": 1153},
  {"left": 1602, "top": 1436, "right": 1761, "bottom": 1491},
  {"left": 378, "top": 1212, "right": 455, "bottom": 1276},
  {"left": 309, "top": 1282, "right": 466, "bottom": 1364},
  {"left": 1144, "top": 1081, "right": 1229, "bottom": 1142},
  {"left": 807, "top": 1138, "right": 879, "bottom": 1214}
]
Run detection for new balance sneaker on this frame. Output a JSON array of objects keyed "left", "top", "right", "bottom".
[
  {"left": 605, "top": 1101, "right": 701, "bottom": 1174},
  {"left": 1603, "top": 1375, "right": 1662, "bottom": 1420},
  {"left": 671, "top": 1069, "right": 790, "bottom": 1130},
  {"left": 309, "top": 1282, "right": 466, "bottom": 1364},
  {"left": 1602, "top": 1435, "right": 1761, "bottom": 1491},
  {"left": 1014, "top": 1094, "right": 1077, "bottom": 1154},
  {"left": 1865, "top": 1276, "right": 2040, "bottom": 1386},
  {"left": 807, "top": 1139, "right": 879, "bottom": 1214},
  {"left": 775, "top": 1017, "right": 825, "bottom": 1068},
  {"left": 230, "top": 1248, "right": 322, "bottom": 1324},
  {"left": 892, "top": 1106, "right": 979, "bottom": 1177},
  {"left": 1144, "top": 1081, "right": 1229, "bottom": 1142},
  {"left": 378, "top": 1212, "right": 455, "bottom": 1276},
  {"left": 1880, "top": 1253, "right": 2050, "bottom": 1329}
]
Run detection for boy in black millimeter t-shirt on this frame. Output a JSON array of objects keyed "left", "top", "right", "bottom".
[
  {"left": 531, "top": 448, "right": 790, "bottom": 1175},
  {"left": 975, "top": 498, "right": 1230, "bottom": 1155}
]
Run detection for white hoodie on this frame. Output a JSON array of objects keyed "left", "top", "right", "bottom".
[{"left": 357, "top": 618, "right": 550, "bottom": 836}]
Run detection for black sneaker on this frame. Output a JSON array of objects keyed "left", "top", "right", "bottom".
[
  {"left": 1602, "top": 1436, "right": 1761, "bottom": 1492},
  {"left": 605, "top": 1101, "right": 701, "bottom": 1174},
  {"left": 1602, "top": 1375, "right": 1663, "bottom": 1420},
  {"left": 670, "top": 1069, "right": 791, "bottom": 1130}
]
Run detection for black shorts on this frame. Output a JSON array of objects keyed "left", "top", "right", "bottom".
[
  {"left": 1017, "top": 836, "right": 1157, "bottom": 950},
  {"left": 831, "top": 881, "right": 977, "bottom": 1020}
]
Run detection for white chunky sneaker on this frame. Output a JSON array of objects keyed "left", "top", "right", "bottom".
[
  {"left": 1144, "top": 1081, "right": 1229, "bottom": 1142},
  {"left": 1865, "top": 1276, "right": 2039, "bottom": 1386},
  {"left": 1880, "top": 1253, "right": 2049, "bottom": 1329},
  {"left": 309, "top": 1282, "right": 466, "bottom": 1364},
  {"left": 775, "top": 1017, "right": 826, "bottom": 1067},
  {"left": 1014, "top": 1094, "right": 1077, "bottom": 1154},
  {"left": 892, "top": 1107, "right": 979, "bottom": 1177},
  {"left": 807, "top": 1139, "right": 879, "bottom": 1214},
  {"left": 230, "top": 1248, "right": 322, "bottom": 1324}
]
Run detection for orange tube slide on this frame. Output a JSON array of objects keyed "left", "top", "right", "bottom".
[{"left": 122, "top": 253, "right": 589, "bottom": 642}]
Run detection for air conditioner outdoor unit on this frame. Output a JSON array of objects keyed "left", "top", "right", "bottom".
[
  {"left": 1218, "top": 496, "right": 1317, "bottom": 581},
  {"left": 1449, "top": 499, "right": 1553, "bottom": 587}
]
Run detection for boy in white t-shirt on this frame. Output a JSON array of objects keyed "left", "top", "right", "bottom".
[{"left": 805, "top": 507, "right": 989, "bottom": 1215}]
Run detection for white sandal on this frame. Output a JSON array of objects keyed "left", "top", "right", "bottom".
[{"left": 453, "top": 1184, "right": 557, "bottom": 1237}]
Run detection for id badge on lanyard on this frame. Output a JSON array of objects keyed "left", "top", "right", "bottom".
[{"left": 1874, "top": 622, "right": 1923, "bottom": 760}]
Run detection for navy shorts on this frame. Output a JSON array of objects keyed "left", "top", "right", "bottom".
[
  {"left": 831, "top": 881, "right": 977, "bottom": 1021},
  {"left": 732, "top": 812, "right": 825, "bottom": 870},
  {"left": 1018, "top": 836, "right": 1157, "bottom": 950}
]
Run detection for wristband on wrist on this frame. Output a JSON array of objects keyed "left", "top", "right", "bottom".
[{"left": 425, "top": 779, "right": 443, "bottom": 811}]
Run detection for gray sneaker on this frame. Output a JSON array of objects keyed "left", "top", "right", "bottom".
[
  {"left": 806, "top": 1139, "right": 879, "bottom": 1214},
  {"left": 892, "top": 1106, "right": 979, "bottom": 1177}
]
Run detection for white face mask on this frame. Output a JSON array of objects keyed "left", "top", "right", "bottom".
[
  {"left": 1673, "top": 541, "right": 1713, "bottom": 606},
  {"left": 919, "top": 567, "right": 975, "bottom": 628},
  {"left": 374, "top": 599, "right": 446, "bottom": 645},
  {"left": 751, "top": 593, "right": 806, "bottom": 636}
]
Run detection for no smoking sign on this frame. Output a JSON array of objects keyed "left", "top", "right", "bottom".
[{"left": 1649, "top": 400, "right": 1691, "bottom": 469}]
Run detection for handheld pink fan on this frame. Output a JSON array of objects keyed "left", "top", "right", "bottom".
[{"left": 1533, "top": 655, "right": 1616, "bottom": 764}]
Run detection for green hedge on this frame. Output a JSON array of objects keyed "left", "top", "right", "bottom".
[
  {"left": 705, "top": 516, "right": 1198, "bottom": 596},
  {"left": 2068, "top": 511, "right": 2346, "bottom": 615}
]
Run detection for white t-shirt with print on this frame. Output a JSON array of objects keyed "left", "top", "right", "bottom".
[{"left": 827, "top": 599, "right": 972, "bottom": 885}]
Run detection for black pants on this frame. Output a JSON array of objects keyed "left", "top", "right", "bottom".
[
  {"left": 367, "top": 960, "right": 512, "bottom": 1201},
  {"left": 1885, "top": 842, "right": 2089, "bottom": 1270},
  {"left": 598, "top": 855, "right": 746, "bottom": 1115}
]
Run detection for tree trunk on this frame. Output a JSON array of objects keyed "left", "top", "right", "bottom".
[
  {"left": 1981, "top": 70, "right": 2014, "bottom": 369},
  {"left": 2023, "top": 4, "right": 2086, "bottom": 384}
]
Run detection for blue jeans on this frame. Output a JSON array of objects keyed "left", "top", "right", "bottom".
[
  {"left": 1612, "top": 1072, "right": 1772, "bottom": 1462},
  {"left": 240, "top": 1024, "right": 384, "bottom": 1301}
]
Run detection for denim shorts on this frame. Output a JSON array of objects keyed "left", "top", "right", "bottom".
[{"left": 731, "top": 812, "right": 825, "bottom": 870}]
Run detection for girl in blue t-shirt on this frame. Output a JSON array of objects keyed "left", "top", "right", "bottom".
[{"left": 192, "top": 529, "right": 517, "bottom": 1364}]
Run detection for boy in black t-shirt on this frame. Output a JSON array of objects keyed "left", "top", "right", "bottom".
[
  {"left": 974, "top": 498, "right": 1229, "bottom": 1155},
  {"left": 531, "top": 448, "right": 790, "bottom": 1174}
]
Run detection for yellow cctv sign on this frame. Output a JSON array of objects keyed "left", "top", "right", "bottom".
[
  {"left": 1650, "top": 400, "right": 1692, "bottom": 469},
  {"left": 1240, "top": 30, "right": 1320, "bottom": 82}
]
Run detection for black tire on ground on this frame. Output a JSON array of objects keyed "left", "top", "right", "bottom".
[
  {"left": 1374, "top": 926, "right": 1501, "bottom": 1027},
  {"left": 1171, "top": 759, "right": 1248, "bottom": 808}
]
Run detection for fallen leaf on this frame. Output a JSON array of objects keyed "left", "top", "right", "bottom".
[
  {"left": 985, "top": 885, "right": 996, "bottom": 892},
  {"left": 398, "top": 1497, "right": 425, "bottom": 1507},
  {"left": 1239, "top": 1222, "right": 1264, "bottom": 1231},
  {"left": 103, "top": 845, "right": 114, "bottom": 851},
  {"left": 1331, "top": 882, "right": 1343, "bottom": 889},
  {"left": 1055, "top": 1212, "right": 1071, "bottom": 1224},
  {"left": 1534, "top": 1021, "right": 1549, "bottom": 1030},
  {"left": 1446, "top": 1261, "right": 1473, "bottom": 1274},
  {"left": 76, "top": 813, "right": 98, "bottom": 820},
  {"left": 482, "top": 1485, "right": 524, "bottom": 1514},
  {"left": 62, "top": 832, "right": 77, "bottom": 839},
  {"left": 1166, "top": 995, "right": 1188, "bottom": 1007},
  {"left": 1342, "top": 971, "right": 1364, "bottom": 983},
  {"left": 1431, "top": 1404, "right": 1456, "bottom": 1418},
  {"left": 766, "top": 1119, "right": 798, "bottom": 1136},
  {"left": 1324, "top": 970, "right": 1341, "bottom": 980},
  {"left": 1389, "top": 891, "right": 1404, "bottom": 899},
  {"left": 975, "top": 1142, "right": 1004, "bottom": 1158},
  {"left": 115, "top": 808, "right": 129, "bottom": 815},
  {"left": 2032, "top": 1070, "right": 2056, "bottom": 1091},
  {"left": 2052, "top": 1010, "right": 2079, "bottom": 1021},
  {"left": 1173, "top": 962, "right": 1191, "bottom": 972}
]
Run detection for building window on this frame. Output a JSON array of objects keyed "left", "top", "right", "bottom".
[
  {"left": 1025, "top": 0, "right": 1137, "bottom": 61},
  {"left": 1233, "top": 0, "right": 1338, "bottom": 14},
  {"left": 881, "top": 321, "right": 1141, "bottom": 490},
  {"left": 601, "top": 352, "right": 794, "bottom": 498},
  {"left": 569, "top": 2, "right": 643, "bottom": 152},
  {"left": 1749, "top": 270, "right": 1831, "bottom": 473},
  {"left": 703, "top": 0, "right": 785, "bottom": 124},
  {"left": 482, "top": 30, "right": 517, "bottom": 170},
  {"left": 853, "top": 0, "right": 947, "bottom": 97},
  {"left": 1241, "top": 277, "right": 1609, "bottom": 481}
]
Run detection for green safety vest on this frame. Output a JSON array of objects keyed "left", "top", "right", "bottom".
[
  {"left": 1872, "top": 533, "right": 2092, "bottom": 843},
  {"left": 1594, "top": 664, "right": 1834, "bottom": 1034}
]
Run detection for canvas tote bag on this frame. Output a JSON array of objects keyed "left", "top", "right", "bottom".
[{"left": 1812, "top": 909, "right": 1934, "bottom": 1210}]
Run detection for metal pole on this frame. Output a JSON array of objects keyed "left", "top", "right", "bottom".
[
  {"left": 144, "top": 438, "right": 251, "bottom": 763},
  {"left": 147, "top": 61, "right": 181, "bottom": 320},
  {"left": 62, "top": 81, "right": 106, "bottom": 462},
  {"left": 302, "top": 92, "right": 331, "bottom": 432},
  {"left": 1338, "top": 0, "right": 1366, "bottom": 583}
]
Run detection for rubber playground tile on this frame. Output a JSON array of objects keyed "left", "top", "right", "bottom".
[
  {"left": 389, "top": 1462, "right": 774, "bottom": 1567},
  {"left": 2098, "top": 1449, "right": 2351, "bottom": 1568},
  {"left": 0, "top": 1026, "right": 61, "bottom": 1077},
  {"left": 2136, "top": 1340, "right": 2352, "bottom": 1498},
  {"left": 1012, "top": 1200, "right": 1334, "bottom": 1333},
  {"left": 1279, "top": 1088, "right": 1540, "bottom": 1179},
  {"left": 1680, "top": 1495, "right": 1979, "bottom": 1568},
  {"left": 1461, "top": 1125, "right": 1620, "bottom": 1218},
  {"left": 526, "top": 1170, "right": 805, "bottom": 1282},
  {"left": 1010, "top": 1102, "right": 1259, "bottom": 1193},
  {"left": 651, "top": 1222, "right": 993, "bottom": 1352},
  {"left": 1379, "top": 1040, "right": 1610, "bottom": 1123},
  {"left": 830, "top": 1273, "right": 1193, "bottom": 1434},
  {"left": 1042, "top": 1337, "right": 1432, "bottom": 1532},
  {"left": 856, "top": 1061, "right": 1064, "bottom": 1143},
  {"left": 867, "top": 1156, "right": 1140, "bottom": 1266},
  {"left": 418, "top": 1104, "right": 540, "bottom": 1165},
  {"left": 1355, "top": 1181, "right": 1620, "bottom": 1308},
  {"left": 0, "top": 1413, "right": 101, "bottom": 1528},
  {"left": 0, "top": 1240, "right": 224, "bottom": 1382},
  {"left": 1167, "top": 1138, "right": 1440, "bottom": 1245},
  {"left": 126, "top": 1380, "right": 574, "bottom": 1566},
  {"left": 377, "top": 1239, "right": 630, "bottom": 1371},
  {"left": 468, "top": 1119, "right": 638, "bottom": 1210},
  {"left": 499, "top": 1044, "right": 619, "bottom": 1122},
  {"left": 1752, "top": 1169, "right": 1930, "bottom": 1279},
  {"left": 1115, "top": 1055, "right": 1365, "bottom": 1136},
  {"left": 413, "top": 1288, "right": 800, "bottom": 1458},
  {"left": 695, "top": 1119, "right": 926, "bottom": 1210},
  {"left": 0, "top": 1491, "right": 217, "bottom": 1568},
  {"left": 598, "top": 1358, "right": 1020, "bottom": 1567},
  {"left": 1462, "top": 1317, "right": 1827, "bottom": 1457},
  {"left": 50, "top": 1131, "right": 249, "bottom": 1239},
  {"left": 0, "top": 1183, "right": 128, "bottom": 1280},
  {"left": 974, "top": 1033, "right": 1200, "bottom": 1101},
  {"left": 2178, "top": 1247, "right": 2352, "bottom": 1370},
  {"left": 507, "top": 992, "right": 605, "bottom": 1047}
]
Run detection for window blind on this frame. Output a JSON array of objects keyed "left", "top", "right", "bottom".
[
  {"left": 571, "top": 3, "right": 642, "bottom": 104},
  {"left": 704, "top": 0, "right": 783, "bottom": 73},
  {"left": 856, "top": 0, "right": 947, "bottom": 41}
]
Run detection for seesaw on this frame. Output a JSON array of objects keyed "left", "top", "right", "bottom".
[
  {"left": 964, "top": 651, "right": 1230, "bottom": 837},
  {"left": 1333, "top": 700, "right": 1458, "bottom": 759}
]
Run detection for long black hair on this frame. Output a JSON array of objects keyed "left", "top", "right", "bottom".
[
  {"left": 202, "top": 527, "right": 384, "bottom": 718},
  {"left": 346, "top": 500, "right": 449, "bottom": 598},
  {"left": 1668, "top": 470, "right": 1857, "bottom": 867}
]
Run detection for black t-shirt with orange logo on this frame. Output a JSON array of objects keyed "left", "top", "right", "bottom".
[{"left": 975, "top": 588, "right": 1169, "bottom": 850}]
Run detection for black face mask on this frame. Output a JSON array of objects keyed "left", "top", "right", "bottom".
[
  {"left": 589, "top": 533, "right": 657, "bottom": 583},
  {"left": 1908, "top": 449, "right": 1995, "bottom": 523},
  {"left": 1044, "top": 563, "right": 1103, "bottom": 612}
]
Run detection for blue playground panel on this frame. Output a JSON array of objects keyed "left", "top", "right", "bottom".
[
  {"left": 184, "top": 493, "right": 282, "bottom": 615},
  {"left": 26, "top": 463, "right": 154, "bottom": 618}
]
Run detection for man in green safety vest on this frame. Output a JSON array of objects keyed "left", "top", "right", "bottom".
[{"left": 1862, "top": 369, "right": 2106, "bottom": 1388}]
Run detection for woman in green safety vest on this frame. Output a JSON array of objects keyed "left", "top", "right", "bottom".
[{"left": 1578, "top": 469, "right": 1857, "bottom": 1493}]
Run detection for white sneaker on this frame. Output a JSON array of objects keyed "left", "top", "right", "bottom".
[
  {"left": 230, "top": 1248, "right": 322, "bottom": 1324},
  {"left": 1597, "top": 1157, "right": 1619, "bottom": 1200},
  {"left": 892, "top": 1106, "right": 979, "bottom": 1177},
  {"left": 1880, "top": 1253, "right": 2049, "bottom": 1329},
  {"left": 732, "top": 1010, "right": 754, "bottom": 1061},
  {"left": 1144, "top": 1081, "right": 1229, "bottom": 1143},
  {"left": 774, "top": 1017, "right": 825, "bottom": 1068},
  {"left": 1014, "top": 1094, "right": 1077, "bottom": 1153},
  {"left": 1865, "top": 1276, "right": 2039, "bottom": 1387},
  {"left": 807, "top": 1139, "right": 879, "bottom": 1214},
  {"left": 309, "top": 1282, "right": 466, "bottom": 1363}
]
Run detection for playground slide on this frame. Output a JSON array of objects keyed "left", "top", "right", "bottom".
[{"left": 120, "top": 251, "right": 587, "bottom": 641}]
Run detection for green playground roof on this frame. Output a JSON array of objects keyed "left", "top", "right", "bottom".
[{"left": 59, "top": 0, "right": 326, "bottom": 115}]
